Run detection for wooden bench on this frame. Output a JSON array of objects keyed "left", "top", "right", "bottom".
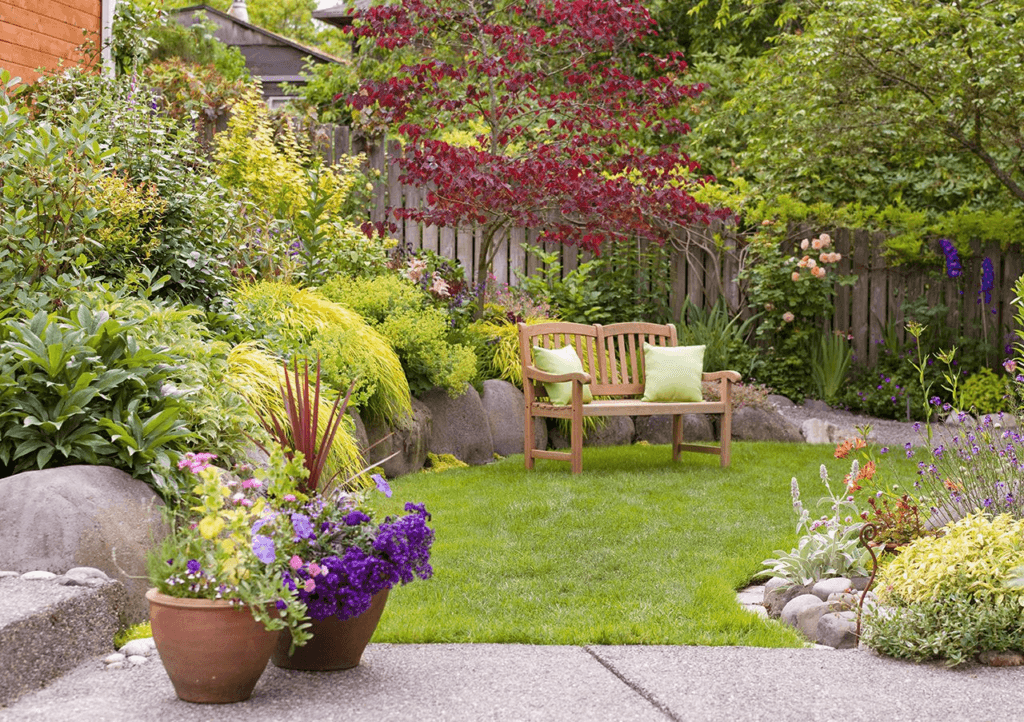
[{"left": 518, "top": 321, "right": 741, "bottom": 474}]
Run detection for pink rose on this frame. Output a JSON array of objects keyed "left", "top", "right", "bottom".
[
  {"left": 800, "top": 239, "right": 809, "bottom": 250},
  {"left": 782, "top": 312, "right": 795, "bottom": 323},
  {"left": 791, "top": 271, "right": 801, "bottom": 282}
]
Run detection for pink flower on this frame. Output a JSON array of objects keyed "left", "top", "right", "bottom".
[
  {"left": 405, "top": 258, "right": 427, "bottom": 283},
  {"left": 241, "top": 478, "right": 257, "bottom": 489},
  {"left": 811, "top": 238, "right": 823, "bottom": 250},
  {"left": 806, "top": 258, "right": 817, "bottom": 269},
  {"left": 283, "top": 494, "right": 296, "bottom": 502},
  {"left": 240, "top": 499, "right": 253, "bottom": 507},
  {"left": 307, "top": 561, "right": 321, "bottom": 577},
  {"left": 800, "top": 239, "right": 809, "bottom": 250},
  {"left": 797, "top": 256, "right": 810, "bottom": 268},
  {"left": 430, "top": 277, "right": 450, "bottom": 297},
  {"left": 1004, "top": 359, "right": 1017, "bottom": 374},
  {"left": 231, "top": 492, "right": 246, "bottom": 504},
  {"left": 303, "top": 579, "right": 316, "bottom": 593},
  {"left": 289, "top": 555, "right": 303, "bottom": 571},
  {"left": 791, "top": 271, "right": 801, "bottom": 282},
  {"left": 811, "top": 266, "right": 826, "bottom": 278},
  {"left": 819, "top": 233, "right": 832, "bottom": 247},
  {"left": 782, "top": 312, "right": 795, "bottom": 322}
]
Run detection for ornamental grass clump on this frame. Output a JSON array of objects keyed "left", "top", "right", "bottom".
[{"left": 861, "top": 512, "right": 1024, "bottom": 666}]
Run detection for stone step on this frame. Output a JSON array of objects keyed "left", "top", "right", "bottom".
[{"left": 0, "top": 572, "right": 126, "bottom": 707}]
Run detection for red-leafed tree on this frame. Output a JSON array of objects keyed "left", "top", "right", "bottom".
[{"left": 347, "top": 0, "right": 730, "bottom": 308}]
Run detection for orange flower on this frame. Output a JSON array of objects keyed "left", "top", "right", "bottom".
[
  {"left": 834, "top": 440, "right": 853, "bottom": 459},
  {"left": 791, "top": 271, "right": 801, "bottom": 282},
  {"left": 854, "top": 438, "right": 866, "bottom": 450},
  {"left": 944, "top": 479, "right": 960, "bottom": 491},
  {"left": 858, "top": 460, "right": 876, "bottom": 481}
]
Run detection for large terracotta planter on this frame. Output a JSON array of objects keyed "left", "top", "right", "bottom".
[
  {"left": 146, "top": 588, "right": 280, "bottom": 703},
  {"left": 272, "top": 588, "right": 390, "bottom": 671}
]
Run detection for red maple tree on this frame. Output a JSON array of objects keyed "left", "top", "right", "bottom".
[{"left": 347, "top": 0, "right": 730, "bottom": 306}]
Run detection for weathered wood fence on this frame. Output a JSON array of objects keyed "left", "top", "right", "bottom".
[{"left": 254, "top": 119, "right": 1024, "bottom": 367}]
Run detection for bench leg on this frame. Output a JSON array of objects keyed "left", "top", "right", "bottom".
[
  {"left": 672, "top": 414, "right": 683, "bottom": 462},
  {"left": 524, "top": 410, "right": 535, "bottom": 470},
  {"left": 570, "top": 417, "right": 583, "bottom": 475},
  {"left": 720, "top": 410, "right": 732, "bottom": 468}
]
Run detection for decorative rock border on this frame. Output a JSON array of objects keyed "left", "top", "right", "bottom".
[{"left": 103, "top": 637, "right": 158, "bottom": 671}]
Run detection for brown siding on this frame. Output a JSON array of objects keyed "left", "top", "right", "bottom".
[{"left": 0, "top": 0, "right": 102, "bottom": 83}]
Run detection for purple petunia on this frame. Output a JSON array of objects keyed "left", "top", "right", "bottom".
[
  {"left": 186, "top": 559, "right": 201, "bottom": 575},
  {"left": 252, "top": 534, "right": 276, "bottom": 564},
  {"left": 291, "top": 513, "right": 315, "bottom": 540},
  {"left": 373, "top": 473, "right": 392, "bottom": 498},
  {"left": 344, "top": 510, "right": 372, "bottom": 527}
]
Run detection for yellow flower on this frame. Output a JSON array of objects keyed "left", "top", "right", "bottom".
[{"left": 198, "top": 515, "right": 225, "bottom": 540}]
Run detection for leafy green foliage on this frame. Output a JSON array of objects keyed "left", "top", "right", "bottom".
[
  {"left": 960, "top": 368, "right": 1010, "bottom": 415},
  {"left": 147, "top": 13, "right": 249, "bottom": 81},
  {"left": 320, "top": 275, "right": 477, "bottom": 397},
  {"left": 0, "top": 305, "right": 192, "bottom": 498},
  {"left": 810, "top": 331, "right": 853, "bottom": 404},
  {"left": 676, "top": 298, "right": 759, "bottom": 375}
]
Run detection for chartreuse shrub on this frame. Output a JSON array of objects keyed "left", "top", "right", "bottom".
[
  {"left": 960, "top": 368, "right": 1010, "bottom": 414},
  {"left": 223, "top": 342, "right": 363, "bottom": 484},
  {"left": 230, "top": 281, "right": 410, "bottom": 424},
  {"left": 862, "top": 513, "right": 1024, "bottom": 666},
  {"left": 465, "top": 315, "right": 549, "bottom": 388},
  {"left": 320, "top": 275, "right": 476, "bottom": 397},
  {"left": 0, "top": 303, "right": 192, "bottom": 499}
]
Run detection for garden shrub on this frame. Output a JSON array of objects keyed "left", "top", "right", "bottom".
[
  {"left": 0, "top": 303, "right": 192, "bottom": 499},
  {"left": 320, "top": 275, "right": 477, "bottom": 397},
  {"left": 465, "top": 316, "right": 549, "bottom": 388},
  {"left": 230, "top": 281, "right": 411, "bottom": 423},
  {"left": 960, "top": 368, "right": 1009, "bottom": 414},
  {"left": 862, "top": 513, "right": 1024, "bottom": 666}
]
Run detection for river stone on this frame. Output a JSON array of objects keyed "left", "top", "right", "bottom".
[
  {"left": 780, "top": 594, "right": 830, "bottom": 640},
  {"left": 346, "top": 408, "right": 370, "bottom": 454},
  {"left": 817, "top": 611, "right": 859, "bottom": 649},
  {"left": 103, "top": 654, "right": 125, "bottom": 665},
  {"left": 811, "top": 577, "right": 853, "bottom": 601},
  {"left": 364, "top": 397, "right": 432, "bottom": 477},
  {"left": 119, "top": 638, "right": 155, "bottom": 657},
  {"left": 633, "top": 414, "right": 714, "bottom": 444},
  {"left": 768, "top": 394, "right": 796, "bottom": 409},
  {"left": 826, "top": 592, "right": 860, "bottom": 613},
  {"left": 20, "top": 571, "right": 57, "bottom": 581},
  {"left": 731, "top": 407, "right": 803, "bottom": 442},
  {"left": 763, "top": 577, "right": 812, "bottom": 618},
  {"left": 0, "top": 466, "right": 165, "bottom": 624},
  {"left": 127, "top": 655, "right": 149, "bottom": 666},
  {"left": 802, "top": 399, "right": 833, "bottom": 415},
  {"left": 419, "top": 385, "right": 494, "bottom": 466},
  {"left": 480, "top": 379, "right": 546, "bottom": 457},
  {"left": 65, "top": 567, "right": 110, "bottom": 581},
  {"left": 548, "top": 416, "right": 634, "bottom": 449},
  {"left": 800, "top": 418, "right": 836, "bottom": 445}
]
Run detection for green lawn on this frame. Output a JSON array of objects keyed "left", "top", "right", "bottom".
[{"left": 369, "top": 442, "right": 918, "bottom": 647}]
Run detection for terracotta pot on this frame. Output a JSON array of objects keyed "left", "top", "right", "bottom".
[
  {"left": 272, "top": 588, "right": 390, "bottom": 671},
  {"left": 146, "top": 588, "right": 279, "bottom": 704}
]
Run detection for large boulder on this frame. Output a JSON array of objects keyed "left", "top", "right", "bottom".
[
  {"left": 731, "top": 407, "right": 803, "bottom": 442},
  {"left": 364, "top": 397, "right": 432, "bottom": 478},
  {"left": 419, "top": 385, "right": 495, "bottom": 466},
  {"left": 800, "top": 418, "right": 836, "bottom": 445},
  {"left": 480, "top": 379, "right": 546, "bottom": 457},
  {"left": 549, "top": 416, "right": 634, "bottom": 449},
  {"left": 634, "top": 414, "right": 714, "bottom": 444},
  {"left": 0, "top": 466, "right": 166, "bottom": 623}
]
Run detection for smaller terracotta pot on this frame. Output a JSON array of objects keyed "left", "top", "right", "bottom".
[
  {"left": 147, "top": 588, "right": 279, "bottom": 704},
  {"left": 272, "top": 588, "right": 390, "bottom": 671}
]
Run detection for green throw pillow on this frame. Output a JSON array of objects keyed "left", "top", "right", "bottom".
[
  {"left": 641, "top": 343, "right": 705, "bottom": 402},
  {"left": 532, "top": 345, "right": 594, "bottom": 405}
]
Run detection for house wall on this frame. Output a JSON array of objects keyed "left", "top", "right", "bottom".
[{"left": 0, "top": 0, "right": 102, "bottom": 83}]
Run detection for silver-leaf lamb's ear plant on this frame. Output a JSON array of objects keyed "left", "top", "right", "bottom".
[{"left": 761, "top": 461, "right": 871, "bottom": 586}]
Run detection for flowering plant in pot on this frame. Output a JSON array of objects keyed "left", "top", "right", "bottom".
[
  {"left": 253, "top": 357, "right": 436, "bottom": 670},
  {"left": 146, "top": 449, "right": 315, "bottom": 704}
]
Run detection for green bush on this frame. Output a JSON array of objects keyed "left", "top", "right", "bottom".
[
  {"left": 0, "top": 303, "right": 192, "bottom": 499},
  {"left": 960, "top": 368, "right": 1009, "bottom": 415},
  {"left": 230, "top": 281, "right": 411, "bottom": 423},
  {"left": 320, "top": 275, "right": 477, "bottom": 397},
  {"left": 862, "top": 513, "right": 1024, "bottom": 665}
]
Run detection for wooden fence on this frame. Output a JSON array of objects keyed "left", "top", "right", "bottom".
[{"left": 240, "top": 119, "right": 1024, "bottom": 367}]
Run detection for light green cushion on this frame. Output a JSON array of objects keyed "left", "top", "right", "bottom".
[
  {"left": 641, "top": 343, "right": 705, "bottom": 402},
  {"left": 532, "top": 345, "right": 593, "bottom": 405}
]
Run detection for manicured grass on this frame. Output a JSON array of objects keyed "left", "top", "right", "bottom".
[{"left": 369, "top": 442, "right": 920, "bottom": 647}]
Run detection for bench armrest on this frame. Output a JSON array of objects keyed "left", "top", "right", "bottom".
[
  {"left": 702, "top": 370, "right": 742, "bottom": 383},
  {"left": 524, "top": 365, "right": 593, "bottom": 385}
]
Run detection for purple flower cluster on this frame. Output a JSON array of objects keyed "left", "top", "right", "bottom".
[
  {"left": 938, "top": 239, "right": 962, "bottom": 279},
  {"left": 981, "top": 257, "right": 994, "bottom": 304},
  {"left": 284, "top": 504, "right": 434, "bottom": 621}
]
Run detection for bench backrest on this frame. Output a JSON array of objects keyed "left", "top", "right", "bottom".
[{"left": 519, "top": 321, "right": 677, "bottom": 398}]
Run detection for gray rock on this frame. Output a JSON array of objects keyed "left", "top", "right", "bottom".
[
  {"left": 347, "top": 408, "right": 370, "bottom": 455},
  {"left": 52, "top": 575, "right": 80, "bottom": 587},
  {"left": 768, "top": 394, "right": 796, "bottom": 409},
  {"left": 548, "top": 416, "right": 635, "bottom": 449},
  {"left": 103, "top": 662, "right": 125, "bottom": 671},
  {"left": 780, "top": 594, "right": 830, "bottom": 640},
  {"left": 763, "top": 578, "right": 813, "bottom": 618},
  {"left": 480, "top": 379, "right": 546, "bottom": 456},
  {"left": 741, "top": 604, "right": 768, "bottom": 618},
  {"left": 811, "top": 577, "right": 853, "bottom": 601},
  {"left": 0, "top": 571, "right": 19, "bottom": 579},
  {"left": 20, "top": 571, "right": 57, "bottom": 581},
  {"left": 102, "top": 653, "right": 125, "bottom": 665},
  {"left": 800, "top": 418, "right": 836, "bottom": 445},
  {"left": 65, "top": 567, "right": 109, "bottom": 581},
  {"left": 978, "top": 651, "right": 1024, "bottom": 666},
  {"left": 633, "top": 414, "right": 714, "bottom": 444},
  {"left": 0, "top": 466, "right": 166, "bottom": 625},
  {"left": 802, "top": 399, "right": 833, "bottom": 415},
  {"left": 119, "top": 638, "right": 155, "bottom": 657},
  {"left": 419, "top": 385, "right": 494, "bottom": 466},
  {"left": 817, "top": 611, "right": 859, "bottom": 649},
  {"left": 126, "top": 655, "right": 149, "bottom": 666},
  {"left": 731, "top": 407, "right": 803, "bottom": 442},
  {"left": 364, "top": 397, "right": 432, "bottom": 477},
  {"left": 826, "top": 592, "right": 860, "bottom": 613},
  {"left": 849, "top": 575, "right": 871, "bottom": 591},
  {"left": 735, "top": 591, "right": 764, "bottom": 606}
]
